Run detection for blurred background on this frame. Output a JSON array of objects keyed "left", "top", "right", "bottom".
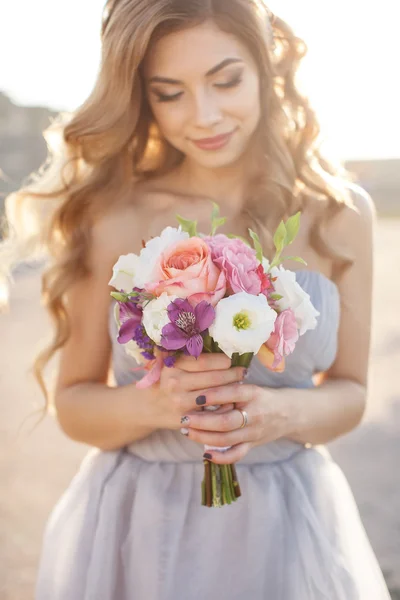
[{"left": 0, "top": 1, "right": 399, "bottom": 598}]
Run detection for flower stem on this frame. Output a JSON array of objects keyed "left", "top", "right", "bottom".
[
  {"left": 231, "top": 463, "right": 242, "bottom": 498},
  {"left": 204, "top": 460, "right": 212, "bottom": 507},
  {"left": 221, "top": 465, "right": 233, "bottom": 504}
]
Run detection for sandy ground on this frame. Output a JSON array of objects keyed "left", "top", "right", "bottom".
[{"left": 1, "top": 217, "right": 399, "bottom": 599}]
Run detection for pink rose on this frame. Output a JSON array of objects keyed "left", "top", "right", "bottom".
[
  {"left": 204, "top": 235, "right": 262, "bottom": 295},
  {"left": 264, "top": 308, "right": 299, "bottom": 369},
  {"left": 146, "top": 237, "right": 226, "bottom": 307}
]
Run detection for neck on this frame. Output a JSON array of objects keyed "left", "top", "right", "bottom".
[{"left": 177, "top": 152, "right": 255, "bottom": 214}]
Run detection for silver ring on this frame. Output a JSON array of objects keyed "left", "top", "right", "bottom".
[{"left": 237, "top": 408, "right": 248, "bottom": 429}]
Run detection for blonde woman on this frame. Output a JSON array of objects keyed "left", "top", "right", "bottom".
[{"left": 2, "top": 0, "right": 391, "bottom": 598}]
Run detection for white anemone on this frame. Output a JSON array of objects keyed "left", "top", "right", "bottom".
[{"left": 208, "top": 292, "right": 277, "bottom": 358}]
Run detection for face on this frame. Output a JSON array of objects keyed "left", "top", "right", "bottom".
[{"left": 143, "top": 20, "right": 261, "bottom": 169}]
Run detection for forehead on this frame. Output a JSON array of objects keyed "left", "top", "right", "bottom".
[{"left": 143, "top": 20, "right": 254, "bottom": 78}]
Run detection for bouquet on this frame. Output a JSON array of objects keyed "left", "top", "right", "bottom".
[{"left": 109, "top": 204, "right": 319, "bottom": 507}]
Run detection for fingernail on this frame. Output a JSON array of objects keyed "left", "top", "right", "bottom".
[
  {"left": 180, "top": 416, "right": 190, "bottom": 425},
  {"left": 203, "top": 453, "right": 212, "bottom": 459},
  {"left": 180, "top": 428, "right": 189, "bottom": 436},
  {"left": 196, "top": 395, "right": 206, "bottom": 406}
]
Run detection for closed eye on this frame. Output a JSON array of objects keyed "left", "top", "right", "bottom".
[
  {"left": 152, "top": 75, "right": 243, "bottom": 103},
  {"left": 214, "top": 75, "right": 243, "bottom": 89},
  {"left": 153, "top": 91, "right": 184, "bottom": 103}
]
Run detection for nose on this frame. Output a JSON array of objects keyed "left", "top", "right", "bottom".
[{"left": 192, "top": 88, "right": 223, "bottom": 129}]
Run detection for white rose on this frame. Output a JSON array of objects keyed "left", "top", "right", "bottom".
[
  {"left": 142, "top": 292, "right": 179, "bottom": 345},
  {"left": 108, "top": 253, "right": 140, "bottom": 292},
  {"left": 135, "top": 226, "right": 189, "bottom": 288},
  {"left": 270, "top": 266, "right": 320, "bottom": 335},
  {"left": 208, "top": 292, "right": 277, "bottom": 358}
]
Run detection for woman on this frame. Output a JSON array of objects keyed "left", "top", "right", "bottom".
[{"left": 2, "top": 0, "right": 391, "bottom": 598}]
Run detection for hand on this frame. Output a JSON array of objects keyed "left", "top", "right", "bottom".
[
  {"left": 180, "top": 383, "right": 293, "bottom": 464},
  {"left": 147, "top": 353, "right": 246, "bottom": 430}
]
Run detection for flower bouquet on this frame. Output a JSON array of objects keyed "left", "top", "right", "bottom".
[{"left": 109, "top": 204, "right": 319, "bottom": 507}]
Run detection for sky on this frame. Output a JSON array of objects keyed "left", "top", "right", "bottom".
[{"left": 0, "top": 0, "right": 399, "bottom": 161}]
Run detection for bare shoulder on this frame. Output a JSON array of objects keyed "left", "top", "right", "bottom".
[
  {"left": 90, "top": 187, "right": 178, "bottom": 269},
  {"left": 319, "top": 183, "right": 376, "bottom": 387},
  {"left": 90, "top": 204, "right": 144, "bottom": 268},
  {"left": 328, "top": 183, "right": 376, "bottom": 247}
]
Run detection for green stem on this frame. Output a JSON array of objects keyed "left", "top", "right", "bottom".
[
  {"left": 211, "top": 463, "right": 222, "bottom": 508},
  {"left": 221, "top": 465, "right": 233, "bottom": 504}
]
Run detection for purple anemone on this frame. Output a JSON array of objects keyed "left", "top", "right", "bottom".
[{"left": 161, "top": 298, "right": 215, "bottom": 358}]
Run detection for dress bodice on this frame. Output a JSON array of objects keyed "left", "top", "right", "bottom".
[{"left": 108, "top": 270, "right": 341, "bottom": 464}]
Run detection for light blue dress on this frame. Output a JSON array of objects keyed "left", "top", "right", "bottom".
[{"left": 35, "top": 271, "right": 391, "bottom": 599}]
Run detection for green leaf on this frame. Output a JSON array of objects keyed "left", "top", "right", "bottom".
[
  {"left": 176, "top": 214, "right": 198, "bottom": 237},
  {"left": 269, "top": 293, "right": 283, "bottom": 301},
  {"left": 202, "top": 333, "right": 214, "bottom": 353},
  {"left": 211, "top": 201, "right": 219, "bottom": 222},
  {"left": 110, "top": 291, "right": 128, "bottom": 302},
  {"left": 231, "top": 352, "right": 241, "bottom": 367},
  {"left": 284, "top": 212, "right": 301, "bottom": 245},
  {"left": 282, "top": 255, "right": 308, "bottom": 266},
  {"left": 238, "top": 352, "right": 254, "bottom": 368},
  {"left": 226, "top": 233, "right": 252, "bottom": 247},
  {"left": 210, "top": 201, "right": 227, "bottom": 235},
  {"left": 248, "top": 228, "right": 264, "bottom": 263},
  {"left": 273, "top": 221, "right": 287, "bottom": 254},
  {"left": 212, "top": 217, "right": 227, "bottom": 235}
]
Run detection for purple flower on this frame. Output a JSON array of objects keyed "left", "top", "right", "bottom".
[
  {"left": 117, "top": 300, "right": 143, "bottom": 344},
  {"left": 164, "top": 355, "right": 177, "bottom": 368},
  {"left": 133, "top": 324, "right": 154, "bottom": 350},
  {"left": 161, "top": 298, "right": 215, "bottom": 358}
]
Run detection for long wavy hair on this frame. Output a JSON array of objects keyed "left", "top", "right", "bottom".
[{"left": 1, "top": 0, "right": 356, "bottom": 411}]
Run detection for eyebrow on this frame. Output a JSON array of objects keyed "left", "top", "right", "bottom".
[{"left": 148, "top": 58, "right": 244, "bottom": 85}]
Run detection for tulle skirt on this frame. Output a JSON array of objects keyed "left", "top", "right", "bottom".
[{"left": 35, "top": 442, "right": 391, "bottom": 599}]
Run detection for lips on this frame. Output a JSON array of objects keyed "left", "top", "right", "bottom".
[{"left": 191, "top": 130, "right": 236, "bottom": 151}]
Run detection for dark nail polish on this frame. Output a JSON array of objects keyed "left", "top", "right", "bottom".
[
  {"left": 203, "top": 453, "right": 212, "bottom": 459},
  {"left": 180, "top": 416, "right": 190, "bottom": 425},
  {"left": 196, "top": 395, "right": 206, "bottom": 406}
]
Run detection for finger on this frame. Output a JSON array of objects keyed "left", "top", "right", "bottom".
[
  {"left": 174, "top": 353, "right": 231, "bottom": 372},
  {"left": 185, "top": 403, "right": 235, "bottom": 417},
  {"left": 177, "top": 366, "right": 245, "bottom": 393},
  {"left": 166, "top": 368, "right": 244, "bottom": 402},
  {"left": 186, "top": 426, "right": 254, "bottom": 448},
  {"left": 182, "top": 407, "right": 245, "bottom": 432},
  {"left": 204, "top": 443, "right": 252, "bottom": 465},
  {"left": 187, "top": 382, "right": 256, "bottom": 410}
]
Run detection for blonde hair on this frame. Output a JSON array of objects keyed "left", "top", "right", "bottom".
[{"left": 1, "top": 0, "right": 357, "bottom": 410}]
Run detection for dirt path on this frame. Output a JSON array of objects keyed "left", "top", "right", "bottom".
[{"left": 1, "top": 218, "right": 399, "bottom": 599}]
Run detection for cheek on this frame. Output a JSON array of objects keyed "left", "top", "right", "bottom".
[
  {"left": 235, "top": 76, "right": 261, "bottom": 125},
  {"left": 149, "top": 101, "right": 187, "bottom": 140}
]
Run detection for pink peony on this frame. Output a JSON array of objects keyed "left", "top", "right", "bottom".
[
  {"left": 146, "top": 237, "right": 226, "bottom": 307},
  {"left": 204, "top": 235, "right": 262, "bottom": 295},
  {"left": 265, "top": 308, "right": 299, "bottom": 369}
]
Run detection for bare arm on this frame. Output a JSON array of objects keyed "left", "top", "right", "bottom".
[
  {"left": 285, "top": 185, "right": 376, "bottom": 445},
  {"left": 55, "top": 382, "right": 158, "bottom": 451},
  {"left": 180, "top": 186, "right": 377, "bottom": 463},
  {"left": 54, "top": 209, "right": 157, "bottom": 451}
]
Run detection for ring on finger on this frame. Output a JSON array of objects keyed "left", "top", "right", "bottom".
[{"left": 237, "top": 408, "right": 249, "bottom": 429}]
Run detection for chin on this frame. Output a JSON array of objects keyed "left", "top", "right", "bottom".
[{"left": 186, "top": 141, "right": 248, "bottom": 169}]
